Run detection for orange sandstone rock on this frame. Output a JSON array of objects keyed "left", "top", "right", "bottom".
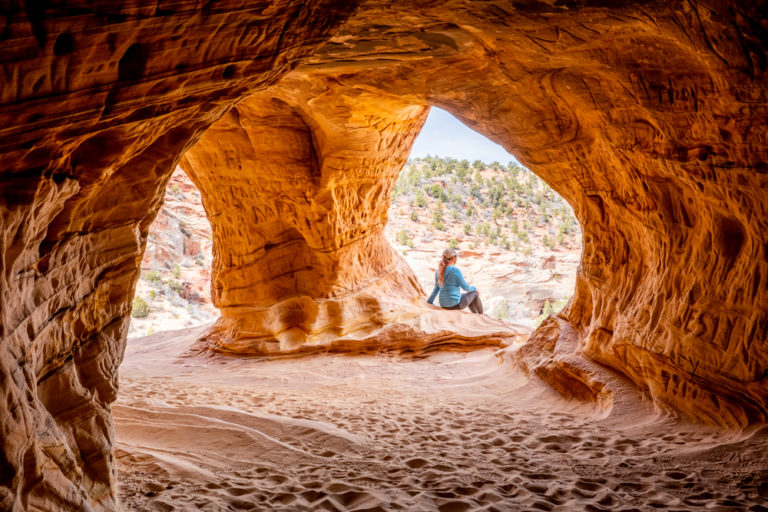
[
  {"left": 0, "top": 1, "right": 767, "bottom": 510},
  {"left": 292, "top": 1, "right": 768, "bottom": 428},
  {"left": 0, "top": 2, "right": 359, "bottom": 509},
  {"left": 180, "top": 81, "right": 431, "bottom": 354}
]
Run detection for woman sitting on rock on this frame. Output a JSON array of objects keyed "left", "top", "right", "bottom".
[{"left": 427, "top": 248, "right": 483, "bottom": 314}]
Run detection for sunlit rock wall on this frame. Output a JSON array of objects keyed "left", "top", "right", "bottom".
[
  {"left": 181, "top": 80, "right": 429, "bottom": 354},
  {"left": 0, "top": 0, "right": 767, "bottom": 509}
]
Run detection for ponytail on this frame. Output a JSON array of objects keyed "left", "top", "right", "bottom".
[
  {"left": 438, "top": 257, "right": 450, "bottom": 286},
  {"left": 437, "top": 248, "right": 458, "bottom": 287}
]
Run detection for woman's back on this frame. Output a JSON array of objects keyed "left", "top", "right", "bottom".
[{"left": 434, "top": 265, "right": 475, "bottom": 307}]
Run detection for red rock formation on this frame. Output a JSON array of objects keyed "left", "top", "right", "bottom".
[{"left": 1, "top": 0, "right": 767, "bottom": 509}]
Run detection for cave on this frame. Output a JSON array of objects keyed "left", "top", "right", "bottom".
[{"left": 1, "top": 1, "right": 767, "bottom": 509}]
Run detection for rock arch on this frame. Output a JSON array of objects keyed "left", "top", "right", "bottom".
[{"left": 0, "top": 0, "right": 766, "bottom": 509}]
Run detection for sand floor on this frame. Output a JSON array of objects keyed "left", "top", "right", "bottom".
[{"left": 115, "top": 326, "right": 768, "bottom": 511}]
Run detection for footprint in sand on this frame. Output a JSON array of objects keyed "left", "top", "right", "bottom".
[
  {"left": 574, "top": 478, "right": 606, "bottom": 493},
  {"left": 225, "top": 486, "right": 257, "bottom": 497}
]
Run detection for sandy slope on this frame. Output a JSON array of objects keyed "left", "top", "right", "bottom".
[{"left": 116, "top": 327, "right": 768, "bottom": 511}]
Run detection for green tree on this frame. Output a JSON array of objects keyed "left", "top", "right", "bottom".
[
  {"left": 469, "top": 183, "right": 482, "bottom": 200},
  {"left": 432, "top": 204, "right": 445, "bottom": 230},
  {"left": 489, "top": 184, "right": 505, "bottom": 207},
  {"left": 397, "top": 229, "right": 409, "bottom": 246}
]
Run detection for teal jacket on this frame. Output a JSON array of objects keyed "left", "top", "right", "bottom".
[{"left": 427, "top": 266, "right": 476, "bottom": 307}]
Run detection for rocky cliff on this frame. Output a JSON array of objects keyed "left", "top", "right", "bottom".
[{"left": 1, "top": 0, "right": 767, "bottom": 509}]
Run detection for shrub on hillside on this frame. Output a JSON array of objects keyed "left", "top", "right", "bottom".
[
  {"left": 168, "top": 279, "right": 183, "bottom": 294},
  {"left": 142, "top": 270, "right": 162, "bottom": 285},
  {"left": 131, "top": 296, "right": 150, "bottom": 318}
]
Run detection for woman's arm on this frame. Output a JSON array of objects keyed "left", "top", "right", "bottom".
[
  {"left": 427, "top": 273, "right": 440, "bottom": 304},
  {"left": 455, "top": 268, "right": 476, "bottom": 292},
  {"left": 427, "top": 285, "right": 439, "bottom": 304}
]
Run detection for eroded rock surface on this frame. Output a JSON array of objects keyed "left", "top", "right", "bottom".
[
  {"left": 1, "top": 0, "right": 767, "bottom": 509},
  {"left": 287, "top": 1, "right": 768, "bottom": 428},
  {"left": 181, "top": 80, "right": 433, "bottom": 354}
]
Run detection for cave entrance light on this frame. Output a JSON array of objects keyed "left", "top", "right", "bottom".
[{"left": 387, "top": 107, "right": 583, "bottom": 327}]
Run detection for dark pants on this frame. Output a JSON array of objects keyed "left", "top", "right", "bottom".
[{"left": 443, "top": 291, "right": 483, "bottom": 314}]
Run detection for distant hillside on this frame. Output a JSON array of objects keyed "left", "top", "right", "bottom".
[
  {"left": 385, "top": 156, "right": 582, "bottom": 326},
  {"left": 129, "top": 168, "right": 217, "bottom": 338},
  {"left": 388, "top": 157, "right": 580, "bottom": 254}
]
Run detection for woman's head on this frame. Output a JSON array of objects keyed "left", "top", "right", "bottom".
[
  {"left": 438, "top": 247, "right": 458, "bottom": 286},
  {"left": 442, "top": 247, "right": 458, "bottom": 261}
]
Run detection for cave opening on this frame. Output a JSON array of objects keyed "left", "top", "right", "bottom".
[
  {"left": 128, "top": 166, "right": 217, "bottom": 339},
  {"left": 389, "top": 107, "right": 583, "bottom": 327},
  {"left": 127, "top": 105, "right": 583, "bottom": 340}
]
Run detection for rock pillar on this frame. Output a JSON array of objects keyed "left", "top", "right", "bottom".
[{"left": 182, "top": 79, "right": 430, "bottom": 354}]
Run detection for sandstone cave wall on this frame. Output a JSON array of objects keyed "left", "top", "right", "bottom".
[
  {"left": 286, "top": 0, "right": 768, "bottom": 427},
  {"left": 0, "top": 0, "right": 767, "bottom": 510},
  {"left": 173, "top": 0, "right": 767, "bottom": 426}
]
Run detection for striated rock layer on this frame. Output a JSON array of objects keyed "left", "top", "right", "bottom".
[{"left": 0, "top": 0, "right": 767, "bottom": 509}]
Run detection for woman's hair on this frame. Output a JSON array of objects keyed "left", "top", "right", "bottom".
[{"left": 438, "top": 248, "right": 458, "bottom": 286}]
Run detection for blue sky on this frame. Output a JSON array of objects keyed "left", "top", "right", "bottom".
[{"left": 408, "top": 107, "right": 519, "bottom": 164}]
